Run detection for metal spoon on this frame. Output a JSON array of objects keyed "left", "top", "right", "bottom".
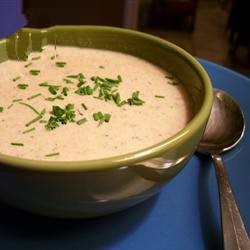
[{"left": 198, "top": 88, "right": 250, "bottom": 250}]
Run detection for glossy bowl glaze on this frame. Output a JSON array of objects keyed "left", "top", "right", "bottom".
[{"left": 0, "top": 26, "right": 213, "bottom": 218}]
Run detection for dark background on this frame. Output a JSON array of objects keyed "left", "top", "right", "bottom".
[{"left": 0, "top": 0, "right": 249, "bottom": 76}]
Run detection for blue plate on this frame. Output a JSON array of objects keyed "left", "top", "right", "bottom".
[{"left": 0, "top": 59, "right": 249, "bottom": 250}]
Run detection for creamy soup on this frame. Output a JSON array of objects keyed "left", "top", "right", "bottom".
[{"left": 0, "top": 46, "right": 192, "bottom": 161}]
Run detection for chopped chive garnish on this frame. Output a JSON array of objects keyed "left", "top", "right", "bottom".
[
  {"left": 63, "top": 78, "right": 74, "bottom": 84},
  {"left": 112, "top": 93, "right": 121, "bottom": 106},
  {"left": 45, "top": 95, "right": 64, "bottom": 101},
  {"left": 25, "top": 108, "right": 46, "bottom": 127},
  {"left": 165, "top": 75, "right": 174, "bottom": 80},
  {"left": 31, "top": 56, "right": 41, "bottom": 61},
  {"left": 7, "top": 104, "right": 13, "bottom": 109},
  {"left": 39, "top": 120, "right": 47, "bottom": 123},
  {"left": 22, "top": 127, "right": 36, "bottom": 134},
  {"left": 103, "top": 113, "right": 111, "bottom": 122},
  {"left": 77, "top": 109, "right": 83, "bottom": 116},
  {"left": 25, "top": 62, "right": 32, "bottom": 68},
  {"left": 155, "top": 95, "right": 165, "bottom": 99},
  {"left": 99, "top": 65, "right": 104, "bottom": 69},
  {"left": 165, "top": 75, "right": 180, "bottom": 85},
  {"left": 55, "top": 61, "right": 67, "bottom": 67},
  {"left": 26, "top": 115, "right": 42, "bottom": 127},
  {"left": 62, "top": 87, "right": 69, "bottom": 96},
  {"left": 17, "top": 83, "right": 29, "bottom": 90},
  {"left": 76, "top": 118, "right": 87, "bottom": 125},
  {"left": 46, "top": 104, "right": 75, "bottom": 130},
  {"left": 93, "top": 112, "right": 111, "bottom": 123},
  {"left": 29, "top": 69, "right": 41, "bottom": 76},
  {"left": 12, "top": 98, "right": 23, "bottom": 102},
  {"left": 19, "top": 102, "right": 40, "bottom": 115},
  {"left": 23, "top": 52, "right": 29, "bottom": 61},
  {"left": 0, "top": 107, "right": 3, "bottom": 112},
  {"left": 127, "top": 91, "right": 145, "bottom": 106},
  {"left": 39, "top": 82, "right": 61, "bottom": 88},
  {"left": 93, "top": 113, "right": 99, "bottom": 121},
  {"left": 81, "top": 103, "right": 87, "bottom": 110},
  {"left": 13, "top": 76, "right": 21, "bottom": 82},
  {"left": 11, "top": 142, "right": 24, "bottom": 146},
  {"left": 27, "top": 93, "right": 42, "bottom": 100},
  {"left": 48, "top": 85, "right": 59, "bottom": 95},
  {"left": 75, "top": 85, "right": 93, "bottom": 96},
  {"left": 45, "top": 152, "right": 60, "bottom": 157},
  {"left": 39, "top": 82, "right": 49, "bottom": 87},
  {"left": 90, "top": 75, "right": 123, "bottom": 104},
  {"left": 67, "top": 73, "right": 84, "bottom": 79},
  {"left": 118, "top": 100, "right": 127, "bottom": 107}
]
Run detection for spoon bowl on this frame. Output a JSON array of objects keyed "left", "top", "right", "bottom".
[
  {"left": 198, "top": 88, "right": 249, "bottom": 250},
  {"left": 198, "top": 89, "right": 245, "bottom": 154}
]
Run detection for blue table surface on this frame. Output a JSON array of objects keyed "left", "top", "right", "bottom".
[{"left": 0, "top": 58, "right": 249, "bottom": 250}]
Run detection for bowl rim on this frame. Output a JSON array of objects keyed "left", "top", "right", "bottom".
[{"left": 0, "top": 25, "right": 213, "bottom": 172}]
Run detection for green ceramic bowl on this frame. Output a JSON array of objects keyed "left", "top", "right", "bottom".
[{"left": 0, "top": 26, "right": 213, "bottom": 218}]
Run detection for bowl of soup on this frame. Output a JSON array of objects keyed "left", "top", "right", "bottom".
[{"left": 0, "top": 26, "right": 213, "bottom": 218}]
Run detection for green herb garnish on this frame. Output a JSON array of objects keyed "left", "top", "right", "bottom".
[
  {"left": 27, "top": 93, "right": 42, "bottom": 100},
  {"left": 62, "top": 87, "right": 69, "bottom": 96},
  {"left": 22, "top": 127, "right": 36, "bottom": 134},
  {"left": 48, "top": 85, "right": 59, "bottom": 95},
  {"left": 67, "top": 73, "right": 84, "bottom": 79},
  {"left": 112, "top": 93, "right": 121, "bottom": 106},
  {"left": 103, "top": 113, "right": 111, "bottom": 122},
  {"left": 13, "top": 76, "right": 21, "bottom": 82},
  {"left": 127, "top": 91, "right": 145, "bottom": 106},
  {"left": 81, "top": 103, "right": 87, "bottom": 110},
  {"left": 29, "top": 69, "right": 41, "bottom": 76},
  {"left": 23, "top": 52, "right": 29, "bottom": 61},
  {"left": 25, "top": 108, "right": 46, "bottom": 127},
  {"left": 0, "top": 107, "right": 3, "bottom": 112},
  {"left": 91, "top": 75, "right": 122, "bottom": 103},
  {"left": 45, "top": 152, "right": 60, "bottom": 157},
  {"left": 17, "top": 83, "right": 29, "bottom": 90},
  {"left": 39, "top": 120, "right": 47, "bottom": 123},
  {"left": 77, "top": 109, "right": 83, "bottom": 116},
  {"left": 46, "top": 104, "right": 75, "bottom": 130},
  {"left": 31, "top": 56, "right": 41, "bottom": 61},
  {"left": 55, "top": 61, "right": 67, "bottom": 67},
  {"left": 76, "top": 118, "right": 87, "bottom": 125},
  {"left": 39, "top": 82, "right": 60, "bottom": 95},
  {"left": 7, "top": 104, "right": 13, "bottom": 109},
  {"left": 19, "top": 102, "right": 40, "bottom": 115},
  {"left": 12, "top": 98, "right": 23, "bottom": 102},
  {"left": 45, "top": 95, "right": 64, "bottom": 101},
  {"left": 11, "top": 142, "right": 24, "bottom": 146},
  {"left": 25, "top": 62, "right": 32, "bottom": 68},
  {"left": 99, "top": 65, "right": 104, "bottom": 69},
  {"left": 93, "top": 111, "right": 111, "bottom": 123},
  {"left": 39, "top": 82, "right": 60, "bottom": 88},
  {"left": 39, "top": 82, "right": 49, "bottom": 87},
  {"left": 75, "top": 85, "right": 93, "bottom": 96},
  {"left": 165, "top": 75, "right": 179, "bottom": 85},
  {"left": 63, "top": 78, "right": 74, "bottom": 84},
  {"left": 155, "top": 95, "right": 165, "bottom": 99}
]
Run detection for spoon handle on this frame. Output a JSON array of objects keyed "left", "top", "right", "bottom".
[{"left": 212, "top": 154, "right": 250, "bottom": 250}]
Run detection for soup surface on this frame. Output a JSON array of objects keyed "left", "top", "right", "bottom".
[{"left": 0, "top": 46, "right": 192, "bottom": 161}]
